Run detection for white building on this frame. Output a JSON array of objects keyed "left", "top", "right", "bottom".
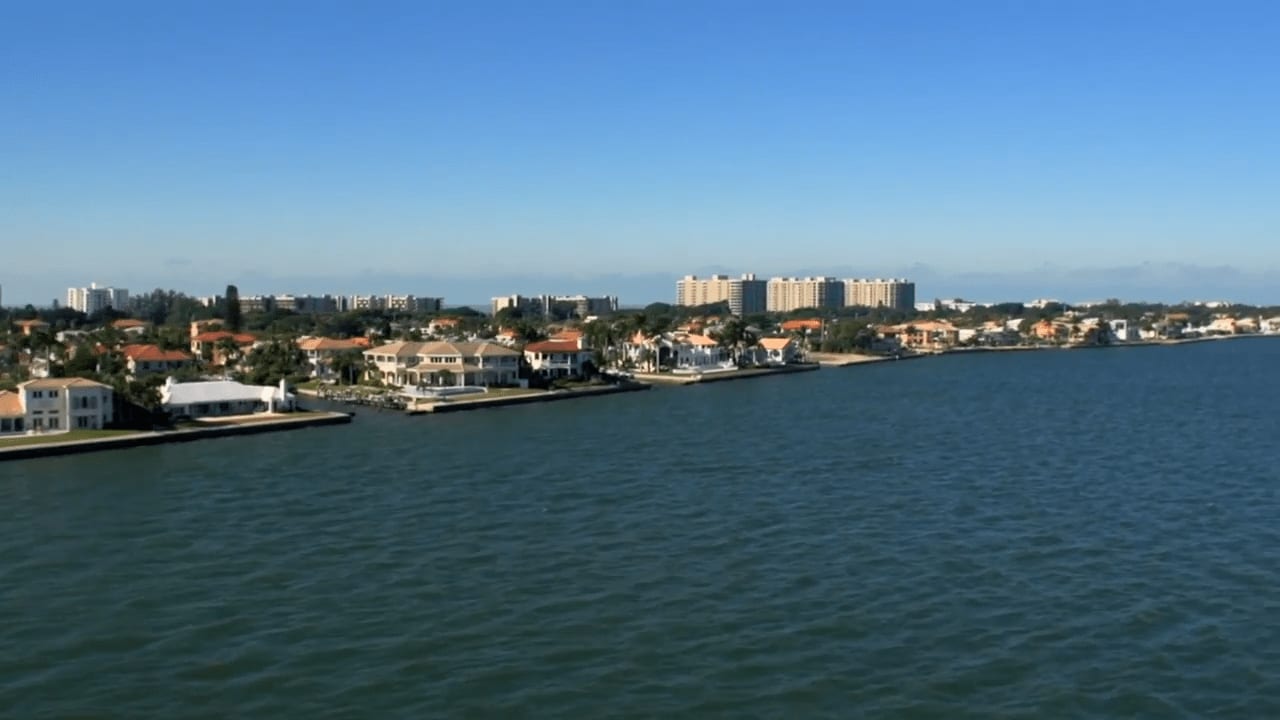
[
  {"left": 0, "top": 378, "right": 115, "bottom": 434},
  {"left": 675, "top": 274, "right": 767, "bottom": 316},
  {"left": 842, "top": 278, "right": 915, "bottom": 310},
  {"left": 160, "top": 377, "right": 296, "bottom": 418},
  {"left": 766, "top": 277, "right": 844, "bottom": 312},
  {"left": 66, "top": 283, "right": 129, "bottom": 315},
  {"left": 1108, "top": 319, "right": 1141, "bottom": 342},
  {"left": 523, "top": 340, "right": 593, "bottom": 378}
]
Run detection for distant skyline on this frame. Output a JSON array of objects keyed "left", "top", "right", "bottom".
[{"left": 3, "top": 2, "right": 1278, "bottom": 305}]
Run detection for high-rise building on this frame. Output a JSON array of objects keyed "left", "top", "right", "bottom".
[
  {"left": 675, "top": 273, "right": 766, "bottom": 316},
  {"left": 766, "top": 277, "right": 844, "bottom": 313},
  {"left": 66, "top": 283, "right": 129, "bottom": 315},
  {"left": 492, "top": 294, "right": 616, "bottom": 318},
  {"left": 842, "top": 279, "right": 916, "bottom": 310}
]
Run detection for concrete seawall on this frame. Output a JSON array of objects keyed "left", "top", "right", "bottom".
[
  {"left": 410, "top": 382, "right": 652, "bottom": 414},
  {"left": 633, "top": 363, "right": 821, "bottom": 385},
  {"left": 0, "top": 412, "right": 353, "bottom": 462}
]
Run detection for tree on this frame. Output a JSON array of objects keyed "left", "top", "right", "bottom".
[
  {"left": 330, "top": 349, "right": 366, "bottom": 385},
  {"left": 224, "top": 285, "right": 242, "bottom": 332}
]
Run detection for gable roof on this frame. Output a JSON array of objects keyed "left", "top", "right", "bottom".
[
  {"left": 297, "top": 337, "right": 362, "bottom": 352},
  {"left": 758, "top": 337, "right": 794, "bottom": 350},
  {"left": 111, "top": 319, "right": 149, "bottom": 329},
  {"left": 681, "top": 333, "right": 720, "bottom": 347},
  {"left": 123, "top": 344, "right": 195, "bottom": 362}
]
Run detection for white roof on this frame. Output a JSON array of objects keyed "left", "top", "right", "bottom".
[{"left": 160, "top": 378, "right": 291, "bottom": 406}]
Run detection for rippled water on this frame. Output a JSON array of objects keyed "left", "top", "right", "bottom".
[{"left": 3, "top": 339, "right": 1280, "bottom": 718}]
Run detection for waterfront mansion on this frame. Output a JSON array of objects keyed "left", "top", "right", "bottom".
[
  {"left": 0, "top": 377, "right": 115, "bottom": 435},
  {"left": 363, "top": 341, "right": 521, "bottom": 387}
]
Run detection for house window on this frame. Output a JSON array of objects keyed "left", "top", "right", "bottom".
[
  {"left": 50, "top": 390, "right": 59, "bottom": 398},
  {"left": 32, "top": 391, "right": 43, "bottom": 399},
  {"left": 32, "top": 418, "right": 43, "bottom": 429},
  {"left": 49, "top": 418, "right": 59, "bottom": 429},
  {"left": 77, "top": 416, "right": 91, "bottom": 428}
]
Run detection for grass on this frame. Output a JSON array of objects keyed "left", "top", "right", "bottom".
[{"left": 0, "top": 429, "right": 145, "bottom": 448}]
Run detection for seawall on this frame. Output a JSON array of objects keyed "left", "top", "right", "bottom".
[
  {"left": 0, "top": 412, "right": 353, "bottom": 462},
  {"left": 410, "top": 382, "right": 651, "bottom": 414}
]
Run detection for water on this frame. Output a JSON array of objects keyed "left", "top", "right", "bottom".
[{"left": 3, "top": 339, "right": 1279, "bottom": 718}]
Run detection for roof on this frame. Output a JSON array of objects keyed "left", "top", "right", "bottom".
[
  {"left": 682, "top": 333, "right": 720, "bottom": 347},
  {"left": 161, "top": 379, "right": 289, "bottom": 406},
  {"left": 431, "top": 317, "right": 461, "bottom": 327},
  {"left": 0, "top": 391, "right": 23, "bottom": 417},
  {"left": 111, "top": 319, "right": 149, "bottom": 329},
  {"left": 524, "top": 340, "right": 588, "bottom": 354},
  {"left": 192, "top": 331, "right": 257, "bottom": 344},
  {"left": 19, "top": 377, "right": 112, "bottom": 390},
  {"left": 15, "top": 319, "right": 49, "bottom": 327},
  {"left": 781, "top": 319, "right": 822, "bottom": 331},
  {"left": 297, "top": 337, "right": 362, "bottom": 352},
  {"left": 365, "top": 340, "right": 520, "bottom": 359},
  {"left": 123, "top": 344, "right": 195, "bottom": 362},
  {"left": 549, "top": 329, "right": 584, "bottom": 342},
  {"left": 758, "top": 337, "right": 794, "bottom": 350}
]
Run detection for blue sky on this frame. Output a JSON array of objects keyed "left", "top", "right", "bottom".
[{"left": 2, "top": 1, "right": 1278, "bottom": 305}]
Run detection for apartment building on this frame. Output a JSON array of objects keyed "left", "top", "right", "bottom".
[
  {"left": 491, "top": 294, "right": 617, "bottom": 318},
  {"left": 766, "top": 277, "right": 844, "bottom": 312},
  {"left": 842, "top": 278, "right": 916, "bottom": 310},
  {"left": 675, "top": 274, "right": 767, "bottom": 316},
  {"left": 66, "top": 283, "right": 129, "bottom": 315}
]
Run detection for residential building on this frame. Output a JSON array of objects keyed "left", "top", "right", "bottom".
[
  {"left": 0, "top": 377, "right": 114, "bottom": 434},
  {"left": 842, "top": 278, "right": 915, "bottom": 310},
  {"left": 66, "top": 283, "right": 129, "bottom": 315},
  {"left": 274, "top": 295, "right": 340, "bottom": 314},
  {"left": 239, "top": 295, "right": 275, "bottom": 313},
  {"left": 190, "top": 331, "right": 258, "bottom": 365},
  {"left": 363, "top": 341, "right": 521, "bottom": 387},
  {"left": 766, "top": 277, "right": 844, "bottom": 312},
  {"left": 676, "top": 273, "right": 767, "bottom": 316},
  {"left": 524, "top": 340, "right": 594, "bottom": 378},
  {"left": 757, "top": 337, "right": 800, "bottom": 365},
  {"left": 123, "top": 344, "right": 196, "bottom": 378},
  {"left": 297, "top": 337, "right": 365, "bottom": 378},
  {"left": 160, "top": 377, "right": 295, "bottom": 418}
]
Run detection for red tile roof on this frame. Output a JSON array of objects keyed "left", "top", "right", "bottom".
[
  {"left": 192, "top": 331, "right": 256, "bottom": 344},
  {"left": 123, "top": 344, "right": 194, "bottom": 362},
  {"left": 781, "top": 319, "right": 822, "bottom": 331},
  {"left": 112, "top": 319, "right": 149, "bottom": 329},
  {"left": 523, "top": 340, "right": 588, "bottom": 354}
]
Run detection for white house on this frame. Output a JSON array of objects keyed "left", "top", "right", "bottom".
[
  {"left": 523, "top": 340, "right": 593, "bottom": 378},
  {"left": 296, "top": 337, "right": 365, "bottom": 379},
  {"left": 1108, "top": 319, "right": 1141, "bottom": 342},
  {"left": 1262, "top": 317, "right": 1280, "bottom": 334},
  {"left": 160, "top": 377, "right": 296, "bottom": 419},
  {"left": 670, "top": 333, "right": 729, "bottom": 370},
  {"left": 0, "top": 377, "right": 115, "bottom": 435},
  {"left": 757, "top": 337, "right": 799, "bottom": 365}
]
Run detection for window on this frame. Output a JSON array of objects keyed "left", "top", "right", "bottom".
[
  {"left": 32, "top": 418, "right": 42, "bottom": 429},
  {"left": 76, "top": 416, "right": 90, "bottom": 429},
  {"left": 49, "top": 418, "right": 59, "bottom": 429},
  {"left": 32, "top": 391, "right": 43, "bottom": 399},
  {"left": 49, "top": 390, "right": 59, "bottom": 398}
]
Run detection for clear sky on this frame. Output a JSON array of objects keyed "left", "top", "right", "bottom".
[{"left": 2, "top": 0, "right": 1278, "bottom": 305}]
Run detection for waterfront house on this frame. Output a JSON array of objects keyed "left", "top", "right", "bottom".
[
  {"left": 670, "top": 333, "right": 729, "bottom": 370},
  {"left": 123, "top": 344, "right": 196, "bottom": 378},
  {"left": 1263, "top": 317, "right": 1280, "bottom": 334},
  {"left": 0, "top": 377, "right": 114, "bottom": 435},
  {"left": 893, "top": 321, "right": 960, "bottom": 350},
  {"left": 757, "top": 337, "right": 800, "bottom": 365},
  {"left": 296, "top": 337, "right": 364, "bottom": 379},
  {"left": 363, "top": 341, "right": 521, "bottom": 387},
  {"left": 111, "top": 319, "right": 150, "bottom": 336},
  {"left": 190, "top": 331, "right": 258, "bottom": 366},
  {"left": 524, "top": 340, "right": 593, "bottom": 378},
  {"left": 160, "top": 377, "right": 295, "bottom": 419},
  {"left": 1108, "top": 319, "right": 1141, "bottom": 342}
]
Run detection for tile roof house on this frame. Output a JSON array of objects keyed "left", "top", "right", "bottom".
[
  {"left": 363, "top": 341, "right": 521, "bottom": 387},
  {"left": 524, "top": 340, "right": 593, "bottom": 378},
  {"left": 14, "top": 319, "right": 50, "bottom": 337},
  {"left": 757, "top": 337, "right": 800, "bottom": 365},
  {"left": 0, "top": 377, "right": 114, "bottom": 435},
  {"left": 123, "top": 344, "right": 196, "bottom": 378},
  {"left": 296, "top": 337, "right": 365, "bottom": 378}
]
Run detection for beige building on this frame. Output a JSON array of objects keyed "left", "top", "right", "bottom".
[
  {"left": 675, "top": 274, "right": 766, "bottom": 316},
  {"left": 842, "top": 278, "right": 916, "bottom": 310},
  {"left": 0, "top": 377, "right": 115, "bottom": 434},
  {"left": 766, "top": 277, "right": 844, "bottom": 312},
  {"left": 364, "top": 341, "right": 521, "bottom": 387}
]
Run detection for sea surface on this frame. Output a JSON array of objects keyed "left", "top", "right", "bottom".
[{"left": 3, "top": 338, "right": 1279, "bottom": 718}]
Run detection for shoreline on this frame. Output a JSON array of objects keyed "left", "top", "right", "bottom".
[
  {"left": 0, "top": 411, "right": 353, "bottom": 462},
  {"left": 407, "top": 382, "right": 651, "bottom": 414},
  {"left": 631, "top": 363, "right": 820, "bottom": 385}
]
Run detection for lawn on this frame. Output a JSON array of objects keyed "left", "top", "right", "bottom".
[{"left": 0, "top": 429, "right": 146, "bottom": 448}]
